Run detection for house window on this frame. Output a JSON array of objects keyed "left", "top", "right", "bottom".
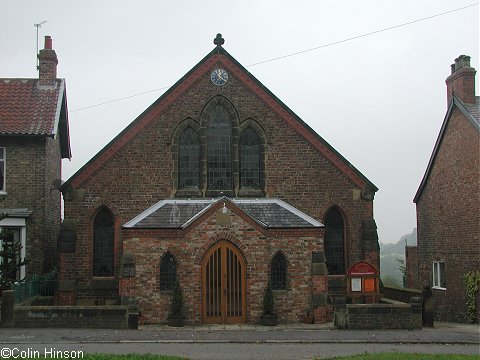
[
  {"left": 207, "top": 105, "right": 232, "bottom": 190},
  {"left": 271, "top": 252, "right": 287, "bottom": 290},
  {"left": 178, "top": 127, "right": 200, "bottom": 189},
  {"left": 324, "top": 207, "right": 345, "bottom": 275},
  {"left": 159, "top": 252, "right": 176, "bottom": 291},
  {"left": 240, "top": 127, "right": 261, "bottom": 189},
  {"left": 433, "top": 261, "right": 446, "bottom": 289},
  {"left": 0, "top": 148, "right": 5, "bottom": 192},
  {"left": 93, "top": 208, "right": 114, "bottom": 277}
]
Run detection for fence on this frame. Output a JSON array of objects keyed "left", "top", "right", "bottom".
[{"left": 12, "top": 271, "right": 57, "bottom": 304}]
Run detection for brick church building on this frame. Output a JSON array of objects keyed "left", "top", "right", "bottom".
[{"left": 59, "top": 34, "right": 379, "bottom": 324}]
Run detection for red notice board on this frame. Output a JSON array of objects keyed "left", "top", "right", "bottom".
[{"left": 346, "top": 261, "right": 380, "bottom": 302}]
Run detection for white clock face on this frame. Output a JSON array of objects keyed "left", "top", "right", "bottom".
[{"left": 211, "top": 68, "right": 228, "bottom": 86}]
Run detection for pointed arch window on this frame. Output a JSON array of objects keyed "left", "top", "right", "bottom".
[
  {"left": 240, "top": 127, "right": 261, "bottom": 189},
  {"left": 207, "top": 105, "right": 232, "bottom": 190},
  {"left": 93, "top": 208, "right": 114, "bottom": 277},
  {"left": 271, "top": 252, "right": 287, "bottom": 290},
  {"left": 159, "top": 252, "right": 177, "bottom": 291},
  {"left": 324, "top": 207, "right": 345, "bottom": 275},
  {"left": 178, "top": 127, "right": 200, "bottom": 189}
]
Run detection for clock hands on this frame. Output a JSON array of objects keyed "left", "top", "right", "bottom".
[{"left": 211, "top": 69, "right": 228, "bottom": 85}]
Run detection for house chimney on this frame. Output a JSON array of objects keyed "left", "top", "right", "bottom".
[
  {"left": 446, "top": 55, "right": 476, "bottom": 105},
  {"left": 38, "top": 35, "right": 58, "bottom": 86}
]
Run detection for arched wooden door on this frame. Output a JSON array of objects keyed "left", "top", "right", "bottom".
[{"left": 202, "top": 241, "right": 246, "bottom": 323}]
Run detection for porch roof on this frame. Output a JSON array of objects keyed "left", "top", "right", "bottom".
[{"left": 123, "top": 197, "right": 324, "bottom": 229}]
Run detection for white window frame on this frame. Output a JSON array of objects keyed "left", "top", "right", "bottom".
[
  {"left": 432, "top": 261, "right": 446, "bottom": 290},
  {"left": 0, "top": 147, "right": 5, "bottom": 193},
  {"left": 0, "top": 217, "right": 27, "bottom": 281}
]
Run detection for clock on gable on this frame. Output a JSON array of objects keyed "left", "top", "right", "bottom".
[{"left": 211, "top": 68, "right": 228, "bottom": 86}]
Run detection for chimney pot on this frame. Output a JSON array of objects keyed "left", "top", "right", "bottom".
[
  {"left": 446, "top": 54, "right": 476, "bottom": 105},
  {"left": 38, "top": 35, "right": 58, "bottom": 87},
  {"left": 44, "top": 35, "right": 52, "bottom": 50}
]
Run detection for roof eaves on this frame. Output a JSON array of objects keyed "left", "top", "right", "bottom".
[
  {"left": 270, "top": 198, "right": 324, "bottom": 227},
  {"left": 122, "top": 200, "right": 169, "bottom": 228},
  {"left": 123, "top": 198, "right": 215, "bottom": 228},
  {"left": 220, "top": 48, "right": 378, "bottom": 193},
  {"left": 52, "top": 79, "right": 65, "bottom": 137},
  {"left": 62, "top": 47, "right": 222, "bottom": 191},
  {"left": 413, "top": 99, "right": 455, "bottom": 203},
  {"left": 62, "top": 44, "right": 377, "bottom": 193},
  {"left": 454, "top": 96, "right": 480, "bottom": 132},
  {"left": 232, "top": 198, "right": 324, "bottom": 228}
]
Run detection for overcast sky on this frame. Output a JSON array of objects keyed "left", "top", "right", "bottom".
[{"left": 1, "top": 1, "right": 478, "bottom": 243}]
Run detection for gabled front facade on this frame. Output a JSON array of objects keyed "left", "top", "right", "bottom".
[
  {"left": 59, "top": 35, "right": 379, "bottom": 324},
  {"left": 413, "top": 55, "right": 480, "bottom": 323},
  {"left": 0, "top": 36, "right": 71, "bottom": 280}
]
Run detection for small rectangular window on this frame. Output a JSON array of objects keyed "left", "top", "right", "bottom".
[
  {"left": 433, "top": 261, "right": 446, "bottom": 289},
  {"left": 0, "top": 148, "right": 5, "bottom": 192}
]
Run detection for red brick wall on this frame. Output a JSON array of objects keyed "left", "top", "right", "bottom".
[
  {"left": 405, "top": 245, "right": 419, "bottom": 289},
  {"left": 120, "top": 206, "right": 323, "bottom": 324},
  {"left": 62, "top": 58, "right": 377, "bottom": 318},
  {"left": 416, "top": 107, "right": 480, "bottom": 322},
  {"left": 0, "top": 135, "right": 62, "bottom": 276}
]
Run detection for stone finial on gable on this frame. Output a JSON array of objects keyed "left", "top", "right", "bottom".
[{"left": 214, "top": 33, "right": 225, "bottom": 47}]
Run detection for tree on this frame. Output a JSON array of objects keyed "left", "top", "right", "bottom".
[
  {"left": 381, "top": 274, "right": 401, "bottom": 287},
  {"left": 395, "top": 257, "right": 407, "bottom": 287},
  {"left": 262, "top": 280, "right": 275, "bottom": 315},
  {"left": 169, "top": 279, "right": 184, "bottom": 317}
]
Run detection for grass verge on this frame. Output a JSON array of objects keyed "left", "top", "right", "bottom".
[{"left": 321, "top": 354, "right": 480, "bottom": 360}]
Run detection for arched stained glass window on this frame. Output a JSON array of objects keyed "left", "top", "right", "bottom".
[
  {"left": 324, "top": 207, "right": 345, "bottom": 275},
  {"left": 207, "top": 105, "right": 232, "bottom": 190},
  {"left": 159, "top": 252, "right": 177, "bottom": 291},
  {"left": 178, "top": 127, "right": 200, "bottom": 189},
  {"left": 240, "top": 127, "right": 261, "bottom": 189},
  {"left": 93, "top": 208, "right": 114, "bottom": 277},
  {"left": 271, "top": 252, "right": 287, "bottom": 290}
]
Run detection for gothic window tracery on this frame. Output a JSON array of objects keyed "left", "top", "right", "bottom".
[
  {"left": 271, "top": 251, "right": 287, "bottom": 290},
  {"left": 93, "top": 208, "right": 114, "bottom": 277},
  {"left": 324, "top": 207, "right": 345, "bottom": 275},
  {"left": 240, "top": 127, "right": 261, "bottom": 189},
  {"left": 178, "top": 127, "right": 200, "bottom": 189},
  {"left": 207, "top": 105, "right": 232, "bottom": 190}
]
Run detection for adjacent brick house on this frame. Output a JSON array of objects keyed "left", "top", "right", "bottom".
[
  {"left": 59, "top": 35, "right": 379, "bottom": 324},
  {"left": 412, "top": 55, "right": 480, "bottom": 323},
  {"left": 0, "top": 36, "right": 71, "bottom": 279}
]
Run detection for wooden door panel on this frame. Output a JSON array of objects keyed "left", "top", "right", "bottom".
[{"left": 202, "top": 241, "right": 245, "bottom": 323}]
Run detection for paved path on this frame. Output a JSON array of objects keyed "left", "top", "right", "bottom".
[
  {"left": 1, "top": 322, "right": 478, "bottom": 344},
  {"left": 1, "top": 322, "right": 478, "bottom": 359}
]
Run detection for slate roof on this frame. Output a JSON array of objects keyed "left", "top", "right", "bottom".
[
  {"left": 414, "top": 95, "right": 480, "bottom": 203},
  {"left": 129, "top": 201, "right": 213, "bottom": 228},
  {"left": 234, "top": 200, "right": 317, "bottom": 228},
  {"left": 0, "top": 78, "right": 71, "bottom": 158},
  {"left": 123, "top": 198, "right": 323, "bottom": 229},
  {"left": 463, "top": 97, "right": 480, "bottom": 126}
]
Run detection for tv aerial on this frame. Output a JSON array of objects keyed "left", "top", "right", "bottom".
[{"left": 34, "top": 20, "right": 47, "bottom": 70}]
